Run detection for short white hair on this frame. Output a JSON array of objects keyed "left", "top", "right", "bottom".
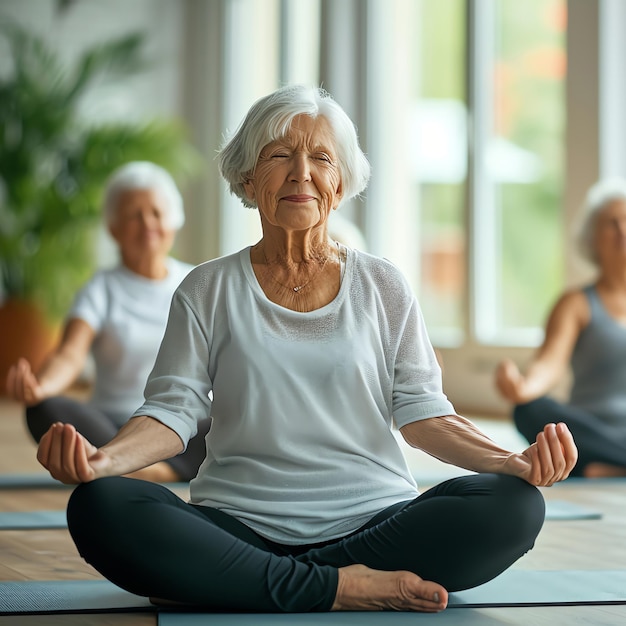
[
  {"left": 577, "top": 177, "right": 626, "bottom": 264},
  {"left": 103, "top": 161, "right": 185, "bottom": 230},
  {"left": 217, "top": 85, "right": 371, "bottom": 209}
]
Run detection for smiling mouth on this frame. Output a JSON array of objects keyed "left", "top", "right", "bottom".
[{"left": 282, "top": 195, "right": 315, "bottom": 202}]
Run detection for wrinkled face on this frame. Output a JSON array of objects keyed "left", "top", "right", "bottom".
[
  {"left": 593, "top": 199, "right": 626, "bottom": 264},
  {"left": 243, "top": 114, "right": 343, "bottom": 233},
  {"left": 109, "top": 189, "right": 176, "bottom": 258}
]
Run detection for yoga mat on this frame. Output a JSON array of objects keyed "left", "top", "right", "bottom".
[
  {"left": 448, "top": 569, "right": 626, "bottom": 607},
  {"left": 156, "top": 570, "right": 626, "bottom": 624},
  {"left": 0, "top": 579, "right": 153, "bottom": 615},
  {"left": 159, "top": 610, "right": 507, "bottom": 625},
  {"left": 0, "top": 510, "right": 66, "bottom": 530},
  {"left": 544, "top": 500, "right": 602, "bottom": 520},
  {"left": 5, "top": 570, "right": 625, "bottom": 617},
  {"left": 563, "top": 476, "right": 626, "bottom": 485},
  {"left": 0, "top": 473, "right": 68, "bottom": 489}
]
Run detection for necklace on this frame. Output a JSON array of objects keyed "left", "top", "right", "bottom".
[{"left": 262, "top": 242, "right": 337, "bottom": 293}]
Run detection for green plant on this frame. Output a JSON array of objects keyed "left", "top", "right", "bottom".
[{"left": 0, "top": 21, "right": 202, "bottom": 321}]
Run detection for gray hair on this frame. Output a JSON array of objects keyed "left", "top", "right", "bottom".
[
  {"left": 577, "top": 177, "right": 626, "bottom": 264},
  {"left": 103, "top": 161, "right": 185, "bottom": 230},
  {"left": 217, "top": 85, "right": 371, "bottom": 209}
]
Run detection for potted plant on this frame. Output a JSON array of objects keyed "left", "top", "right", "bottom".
[{"left": 0, "top": 22, "right": 202, "bottom": 387}]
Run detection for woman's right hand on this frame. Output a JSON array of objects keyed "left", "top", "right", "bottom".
[
  {"left": 495, "top": 358, "right": 531, "bottom": 404},
  {"left": 5, "top": 358, "right": 48, "bottom": 406},
  {"left": 37, "top": 423, "right": 112, "bottom": 484}
]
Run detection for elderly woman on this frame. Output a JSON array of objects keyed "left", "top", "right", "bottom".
[
  {"left": 496, "top": 178, "right": 626, "bottom": 479},
  {"left": 37, "top": 87, "right": 576, "bottom": 613},
  {"left": 6, "top": 161, "right": 210, "bottom": 483}
]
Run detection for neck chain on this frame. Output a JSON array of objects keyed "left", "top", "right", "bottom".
[{"left": 262, "top": 242, "right": 337, "bottom": 294}]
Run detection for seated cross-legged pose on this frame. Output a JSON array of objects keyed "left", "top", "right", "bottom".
[
  {"left": 7, "top": 161, "right": 211, "bottom": 482},
  {"left": 38, "top": 86, "right": 577, "bottom": 613},
  {"left": 496, "top": 178, "right": 626, "bottom": 479}
]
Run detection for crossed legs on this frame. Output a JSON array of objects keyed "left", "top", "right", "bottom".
[{"left": 67, "top": 473, "right": 544, "bottom": 612}]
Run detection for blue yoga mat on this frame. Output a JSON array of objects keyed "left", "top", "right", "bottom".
[
  {"left": 0, "top": 580, "right": 153, "bottom": 615},
  {"left": 448, "top": 568, "right": 626, "bottom": 607},
  {"left": 157, "top": 570, "right": 626, "bottom": 624},
  {"left": 544, "top": 500, "right": 602, "bottom": 520},
  {"left": 0, "top": 473, "right": 69, "bottom": 489},
  {"left": 158, "top": 610, "right": 508, "bottom": 625},
  {"left": 5, "top": 570, "right": 624, "bottom": 616},
  {"left": 0, "top": 510, "right": 67, "bottom": 530}
]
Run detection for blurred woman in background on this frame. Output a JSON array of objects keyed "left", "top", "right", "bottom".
[
  {"left": 496, "top": 178, "right": 626, "bottom": 478},
  {"left": 6, "top": 161, "right": 211, "bottom": 482}
]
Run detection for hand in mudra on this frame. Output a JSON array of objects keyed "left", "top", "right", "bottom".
[
  {"left": 37, "top": 423, "right": 112, "bottom": 484},
  {"left": 504, "top": 422, "right": 577, "bottom": 487}
]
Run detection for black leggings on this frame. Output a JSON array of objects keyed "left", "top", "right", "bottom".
[
  {"left": 26, "top": 397, "right": 211, "bottom": 482},
  {"left": 67, "top": 473, "right": 544, "bottom": 612},
  {"left": 514, "top": 396, "right": 626, "bottom": 477}
]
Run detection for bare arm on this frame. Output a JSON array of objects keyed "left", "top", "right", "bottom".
[
  {"left": 401, "top": 414, "right": 577, "bottom": 487},
  {"left": 5, "top": 318, "right": 95, "bottom": 405},
  {"left": 495, "top": 290, "right": 589, "bottom": 404},
  {"left": 37, "top": 415, "right": 185, "bottom": 484}
]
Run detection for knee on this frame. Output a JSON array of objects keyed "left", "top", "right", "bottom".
[
  {"left": 491, "top": 475, "right": 545, "bottom": 539},
  {"left": 67, "top": 477, "right": 127, "bottom": 537},
  {"left": 25, "top": 401, "right": 56, "bottom": 442},
  {"left": 26, "top": 397, "right": 74, "bottom": 442}
]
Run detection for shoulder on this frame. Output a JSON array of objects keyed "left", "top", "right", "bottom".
[
  {"left": 549, "top": 286, "right": 591, "bottom": 329},
  {"left": 76, "top": 266, "right": 120, "bottom": 294},
  {"left": 349, "top": 251, "right": 419, "bottom": 329},
  {"left": 175, "top": 250, "right": 245, "bottom": 296},
  {"left": 352, "top": 250, "right": 415, "bottom": 301},
  {"left": 353, "top": 250, "right": 411, "bottom": 286},
  {"left": 69, "top": 268, "right": 121, "bottom": 322},
  {"left": 553, "top": 286, "right": 590, "bottom": 311}
]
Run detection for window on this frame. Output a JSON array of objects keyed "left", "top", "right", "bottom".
[
  {"left": 366, "top": 0, "right": 566, "bottom": 347},
  {"left": 421, "top": 0, "right": 566, "bottom": 347}
]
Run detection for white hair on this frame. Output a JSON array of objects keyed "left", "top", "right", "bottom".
[
  {"left": 217, "top": 85, "right": 371, "bottom": 209},
  {"left": 103, "top": 161, "right": 185, "bottom": 230},
  {"left": 577, "top": 177, "right": 626, "bottom": 264}
]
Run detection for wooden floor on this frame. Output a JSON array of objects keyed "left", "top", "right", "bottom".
[{"left": 2, "top": 398, "right": 626, "bottom": 625}]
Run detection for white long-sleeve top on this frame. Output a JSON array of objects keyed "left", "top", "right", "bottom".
[{"left": 133, "top": 246, "right": 456, "bottom": 544}]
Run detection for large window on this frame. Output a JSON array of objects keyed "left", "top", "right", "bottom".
[{"left": 411, "top": 0, "right": 567, "bottom": 347}]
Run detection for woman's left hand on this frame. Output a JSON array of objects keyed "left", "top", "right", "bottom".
[{"left": 504, "top": 422, "right": 578, "bottom": 487}]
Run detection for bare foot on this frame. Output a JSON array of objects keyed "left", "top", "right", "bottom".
[
  {"left": 583, "top": 462, "right": 626, "bottom": 478},
  {"left": 126, "top": 462, "right": 181, "bottom": 483},
  {"left": 332, "top": 564, "right": 447, "bottom": 612}
]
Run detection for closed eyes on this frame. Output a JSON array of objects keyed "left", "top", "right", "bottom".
[{"left": 268, "top": 152, "right": 333, "bottom": 164}]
